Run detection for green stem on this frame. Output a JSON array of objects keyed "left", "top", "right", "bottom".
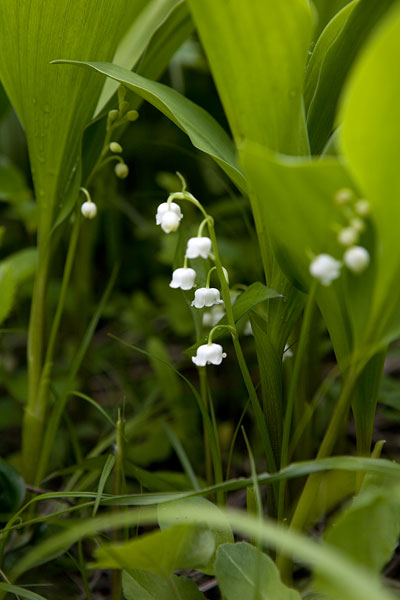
[
  {"left": 111, "top": 411, "right": 124, "bottom": 600},
  {"left": 199, "top": 367, "right": 213, "bottom": 487},
  {"left": 22, "top": 234, "right": 51, "bottom": 483},
  {"left": 34, "top": 210, "right": 81, "bottom": 484},
  {"left": 206, "top": 218, "right": 277, "bottom": 479},
  {"left": 277, "top": 366, "right": 360, "bottom": 579},
  {"left": 278, "top": 280, "right": 318, "bottom": 520}
]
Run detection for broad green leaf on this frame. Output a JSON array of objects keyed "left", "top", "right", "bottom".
[
  {"left": 158, "top": 497, "right": 233, "bottom": 574},
  {"left": 56, "top": 60, "right": 245, "bottom": 192},
  {"left": 188, "top": 0, "right": 313, "bottom": 155},
  {"left": 0, "top": 459, "right": 25, "bottom": 516},
  {"left": 216, "top": 542, "right": 301, "bottom": 600},
  {"left": 306, "top": 0, "right": 396, "bottom": 153},
  {"left": 240, "top": 143, "right": 357, "bottom": 365},
  {"left": 312, "top": 0, "right": 353, "bottom": 38},
  {"left": 340, "top": 2, "right": 400, "bottom": 355},
  {"left": 92, "top": 523, "right": 216, "bottom": 576},
  {"left": 0, "top": 0, "right": 132, "bottom": 237},
  {"left": 96, "top": 0, "right": 183, "bottom": 114},
  {"left": 305, "top": 1, "right": 358, "bottom": 152},
  {"left": 123, "top": 569, "right": 205, "bottom": 600},
  {"left": 315, "top": 477, "right": 400, "bottom": 597},
  {"left": 0, "top": 262, "right": 15, "bottom": 326}
]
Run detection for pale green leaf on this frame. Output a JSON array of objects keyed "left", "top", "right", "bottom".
[
  {"left": 93, "top": 523, "right": 215, "bottom": 576},
  {"left": 188, "top": 0, "right": 313, "bottom": 155},
  {"left": 340, "top": 2, "right": 400, "bottom": 354},
  {"left": 216, "top": 542, "right": 301, "bottom": 600}
]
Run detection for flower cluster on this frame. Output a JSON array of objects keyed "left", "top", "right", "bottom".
[
  {"left": 155, "top": 188, "right": 231, "bottom": 366},
  {"left": 309, "top": 188, "right": 371, "bottom": 286}
]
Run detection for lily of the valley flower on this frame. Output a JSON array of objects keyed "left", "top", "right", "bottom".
[
  {"left": 192, "top": 287, "right": 223, "bottom": 308},
  {"left": 169, "top": 267, "right": 196, "bottom": 290},
  {"left": 192, "top": 343, "right": 227, "bottom": 366},
  {"left": 343, "top": 246, "right": 370, "bottom": 273},
  {"left": 203, "top": 305, "right": 225, "bottom": 327},
  {"left": 156, "top": 202, "right": 183, "bottom": 233},
  {"left": 338, "top": 226, "right": 359, "bottom": 247},
  {"left": 81, "top": 201, "right": 97, "bottom": 219},
  {"left": 186, "top": 236, "right": 212, "bottom": 259},
  {"left": 309, "top": 254, "right": 341, "bottom": 286}
]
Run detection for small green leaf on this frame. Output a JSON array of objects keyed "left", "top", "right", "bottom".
[
  {"left": 158, "top": 497, "right": 233, "bottom": 574},
  {"left": 3, "top": 248, "right": 38, "bottom": 283},
  {"left": 215, "top": 542, "right": 301, "bottom": 600},
  {"left": 0, "top": 459, "right": 25, "bottom": 517},
  {"left": 93, "top": 523, "right": 215, "bottom": 576},
  {"left": 315, "top": 477, "right": 400, "bottom": 597},
  {"left": 123, "top": 569, "right": 205, "bottom": 600},
  {"left": 0, "top": 262, "right": 16, "bottom": 326}
]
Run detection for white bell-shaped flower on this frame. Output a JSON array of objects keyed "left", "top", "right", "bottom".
[
  {"left": 156, "top": 202, "right": 183, "bottom": 233},
  {"left": 338, "top": 227, "right": 358, "bottom": 247},
  {"left": 192, "top": 287, "right": 224, "bottom": 308},
  {"left": 355, "top": 199, "right": 370, "bottom": 216},
  {"left": 202, "top": 305, "right": 225, "bottom": 327},
  {"left": 192, "top": 343, "right": 227, "bottom": 366},
  {"left": 309, "top": 254, "right": 341, "bottom": 286},
  {"left": 81, "top": 201, "right": 97, "bottom": 219},
  {"left": 169, "top": 267, "right": 196, "bottom": 290},
  {"left": 343, "top": 246, "right": 370, "bottom": 273},
  {"left": 186, "top": 236, "right": 212, "bottom": 259}
]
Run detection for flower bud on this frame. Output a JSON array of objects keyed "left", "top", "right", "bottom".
[
  {"left": 110, "top": 142, "right": 123, "bottom": 153},
  {"left": 127, "top": 110, "right": 139, "bottom": 122},
  {"left": 192, "top": 343, "right": 227, "bottom": 366},
  {"left": 115, "top": 163, "right": 129, "bottom": 179},
  {"left": 81, "top": 201, "right": 97, "bottom": 219},
  {"left": 169, "top": 267, "right": 196, "bottom": 290},
  {"left": 334, "top": 188, "right": 353, "bottom": 204},
  {"left": 309, "top": 254, "right": 341, "bottom": 286},
  {"left": 192, "top": 287, "right": 224, "bottom": 308},
  {"left": 343, "top": 246, "right": 370, "bottom": 273},
  {"left": 350, "top": 217, "right": 365, "bottom": 233},
  {"left": 108, "top": 109, "right": 118, "bottom": 121},
  {"left": 186, "top": 237, "right": 212, "bottom": 259},
  {"left": 338, "top": 227, "right": 358, "bottom": 247},
  {"left": 203, "top": 305, "right": 225, "bottom": 327},
  {"left": 355, "top": 199, "right": 370, "bottom": 217}
]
